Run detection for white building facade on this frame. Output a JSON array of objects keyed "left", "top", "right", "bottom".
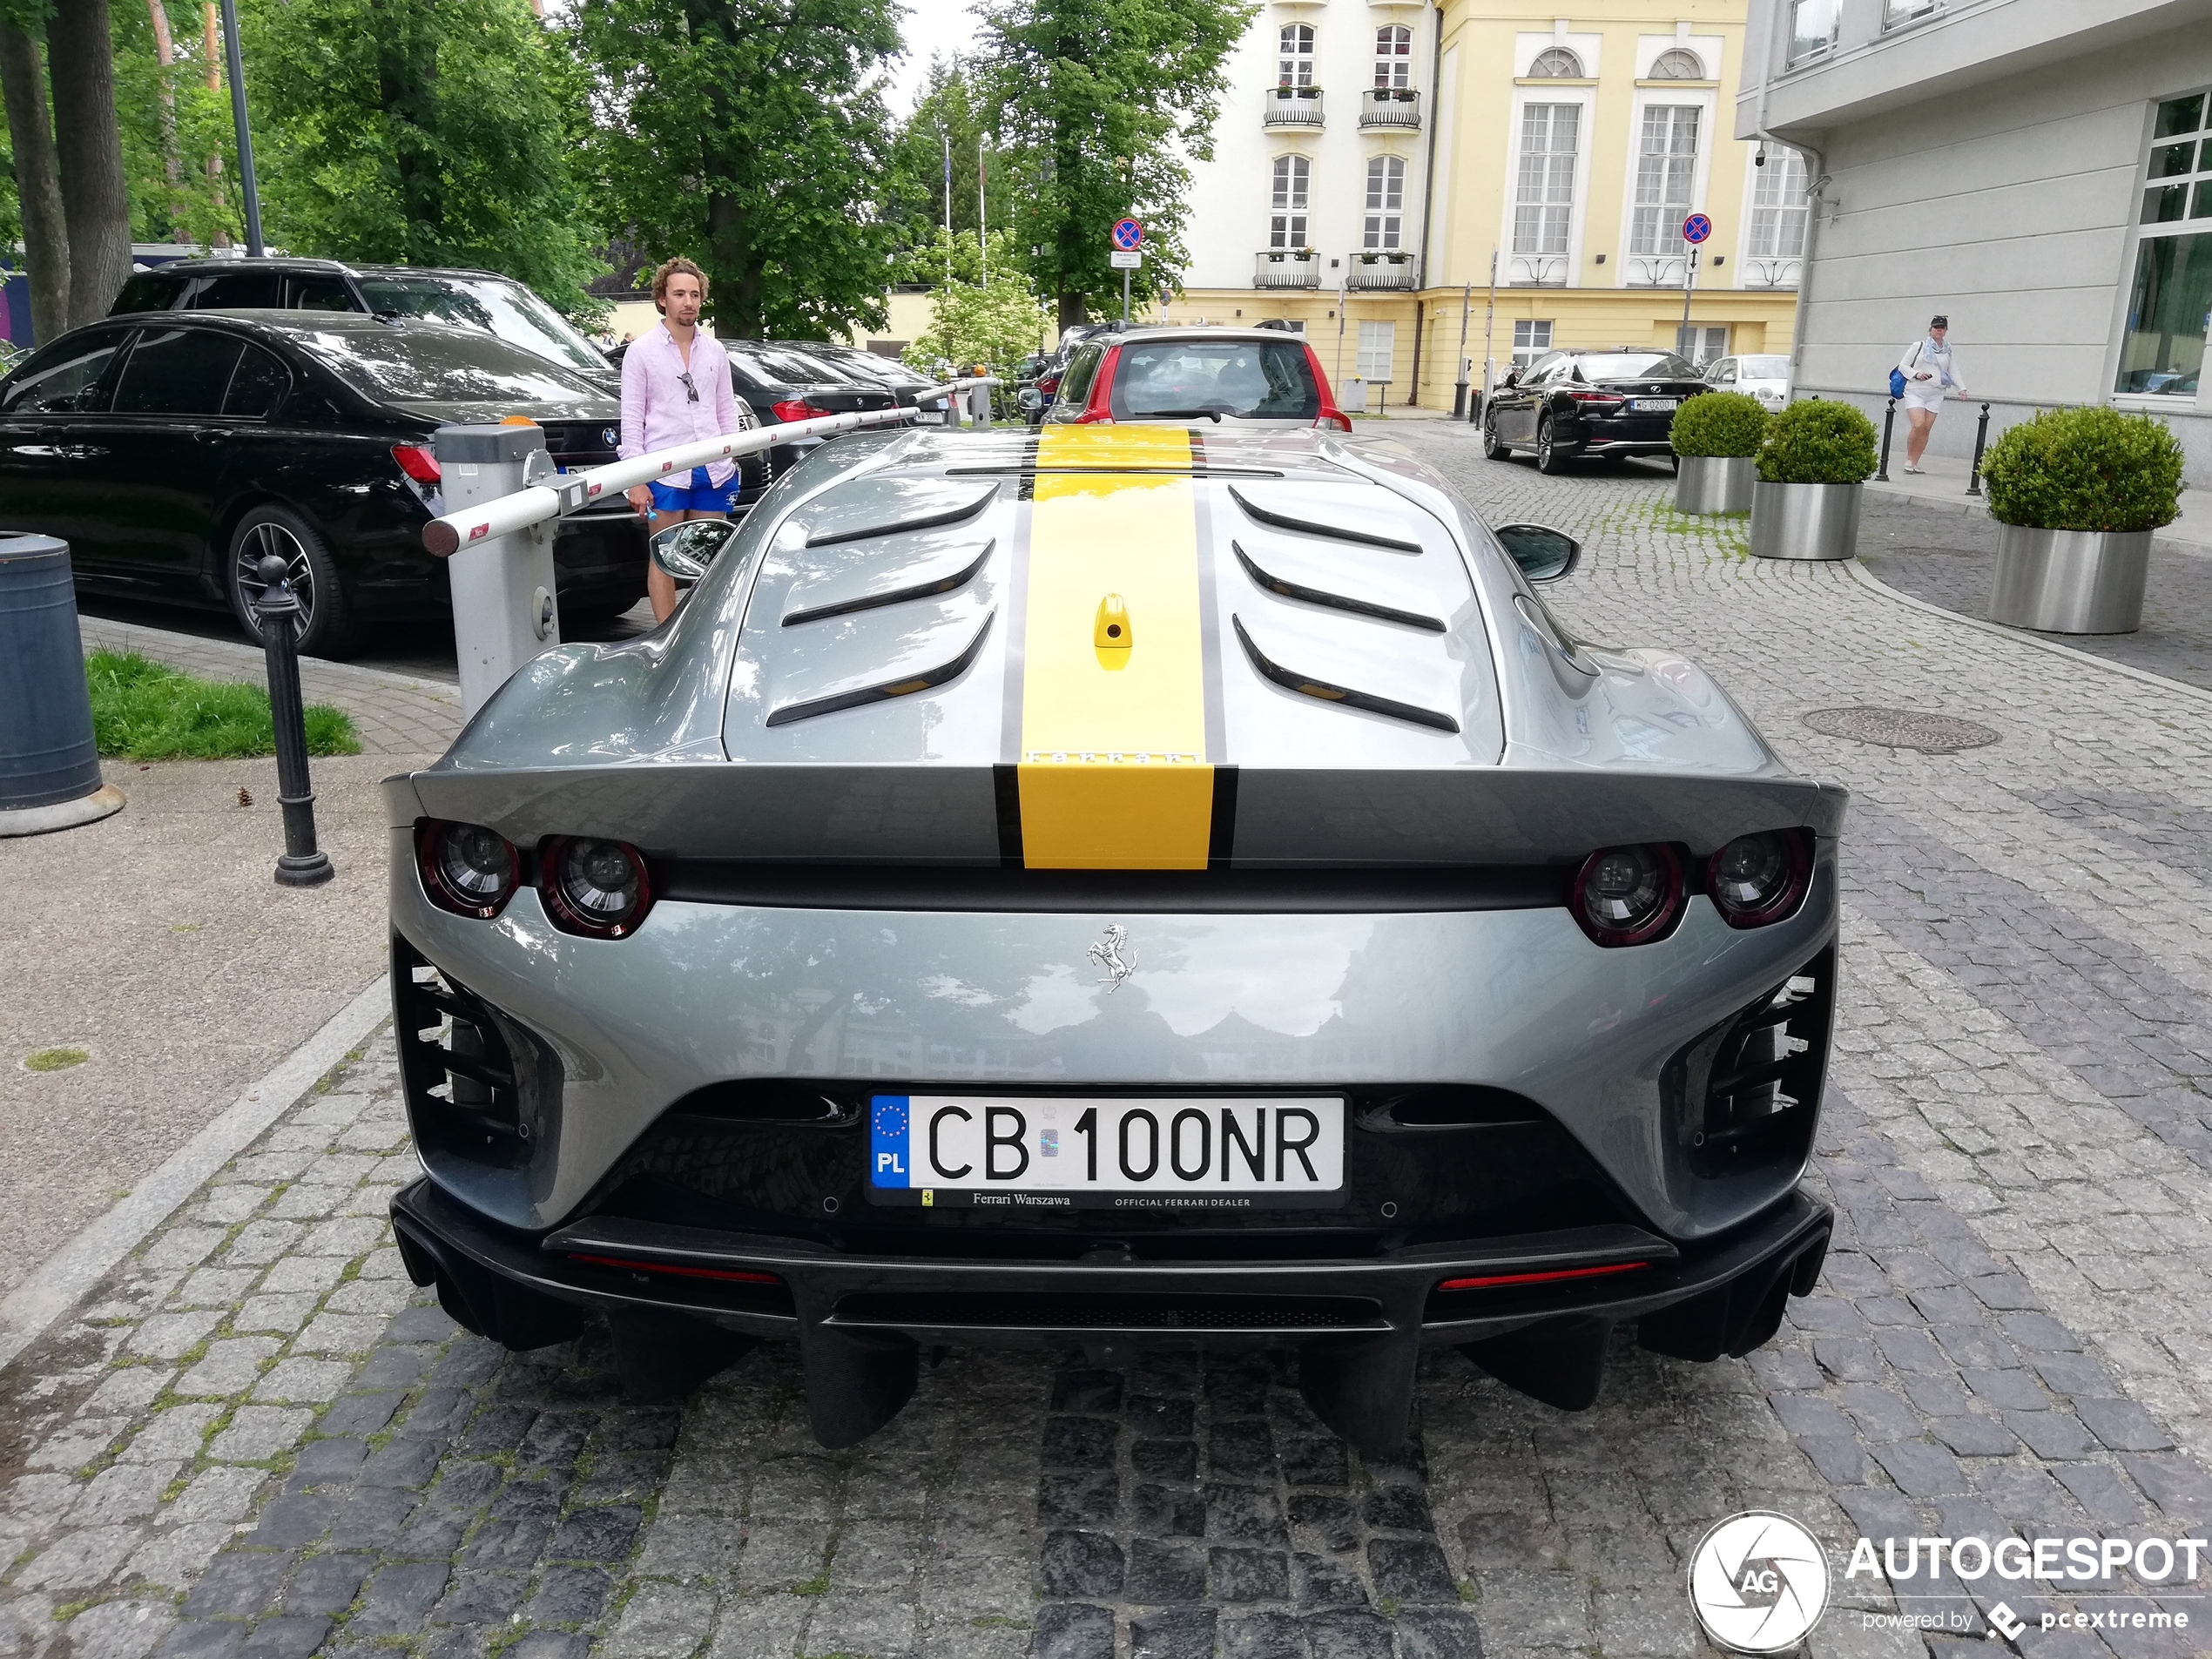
[{"left": 1742, "top": 0, "right": 2212, "bottom": 482}]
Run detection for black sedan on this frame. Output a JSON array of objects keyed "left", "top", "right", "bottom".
[
  {"left": 721, "top": 341, "right": 899, "bottom": 478},
  {"left": 770, "top": 341, "right": 953, "bottom": 421},
  {"left": 1483, "top": 348, "right": 1706, "bottom": 474},
  {"left": 0, "top": 310, "right": 660, "bottom": 656}
]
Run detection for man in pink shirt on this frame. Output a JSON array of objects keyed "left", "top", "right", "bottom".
[{"left": 620, "top": 257, "right": 753, "bottom": 621}]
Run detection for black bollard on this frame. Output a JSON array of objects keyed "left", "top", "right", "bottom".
[
  {"left": 1875, "top": 397, "right": 1897, "bottom": 482},
  {"left": 1966, "top": 402, "right": 1993, "bottom": 497},
  {"left": 254, "top": 554, "right": 334, "bottom": 887}
]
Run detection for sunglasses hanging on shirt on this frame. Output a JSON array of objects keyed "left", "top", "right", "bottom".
[{"left": 676, "top": 371, "right": 698, "bottom": 403}]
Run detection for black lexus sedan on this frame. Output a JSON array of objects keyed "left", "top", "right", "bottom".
[
  {"left": 1482, "top": 347, "right": 1706, "bottom": 474},
  {"left": 720, "top": 341, "right": 899, "bottom": 478},
  {"left": 0, "top": 309, "right": 667, "bottom": 656},
  {"left": 770, "top": 340, "right": 953, "bottom": 421}
]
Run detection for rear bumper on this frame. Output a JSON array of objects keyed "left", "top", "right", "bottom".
[{"left": 1569, "top": 435, "right": 1675, "bottom": 457}]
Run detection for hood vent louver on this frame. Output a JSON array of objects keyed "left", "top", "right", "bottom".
[
  {"left": 1226, "top": 483, "right": 1423, "bottom": 552},
  {"left": 803, "top": 480, "right": 1000, "bottom": 547},
  {"left": 1231, "top": 615, "right": 1460, "bottom": 733},
  {"left": 1232, "top": 542, "right": 1445, "bottom": 632},
  {"left": 782, "top": 540, "right": 994, "bottom": 628},
  {"left": 765, "top": 611, "right": 995, "bottom": 727}
]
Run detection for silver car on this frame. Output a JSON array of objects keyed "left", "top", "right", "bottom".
[
  {"left": 1704, "top": 353, "right": 1792, "bottom": 410},
  {"left": 384, "top": 424, "right": 1843, "bottom": 1454}
]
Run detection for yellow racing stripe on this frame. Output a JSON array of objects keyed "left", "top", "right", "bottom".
[{"left": 1017, "top": 427, "right": 1212, "bottom": 868}]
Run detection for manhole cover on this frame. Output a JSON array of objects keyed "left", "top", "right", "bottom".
[{"left": 1801, "top": 706, "right": 2000, "bottom": 752}]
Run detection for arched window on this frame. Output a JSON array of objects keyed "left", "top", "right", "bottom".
[
  {"left": 1363, "top": 156, "right": 1406, "bottom": 249},
  {"left": 1649, "top": 48, "right": 1706, "bottom": 79},
  {"left": 1528, "top": 47, "right": 1583, "bottom": 78},
  {"left": 1278, "top": 24, "right": 1314, "bottom": 88},
  {"left": 1374, "top": 26, "right": 1413, "bottom": 91},
  {"left": 1270, "top": 156, "right": 1312, "bottom": 249}
]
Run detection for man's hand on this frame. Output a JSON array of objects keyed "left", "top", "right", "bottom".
[{"left": 626, "top": 484, "right": 654, "bottom": 517}]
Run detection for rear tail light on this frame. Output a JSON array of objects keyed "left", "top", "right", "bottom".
[
  {"left": 771, "top": 398, "right": 832, "bottom": 422},
  {"left": 1705, "top": 829, "right": 1813, "bottom": 928},
  {"left": 540, "top": 835, "right": 654, "bottom": 937},
  {"left": 1315, "top": 410, "right": 1354, "bottom": 433},
  {"left": 391, "top": 444, "right": 442, "bottom": 483},
  {"left": 416, "top": 819, "right": 519, "bottom": 919},
  {"left": 1438, "top": 1261, "right": 1650, "bottom": 1291},
  {"left": 1568, "top": 392, "right": 1624, "bottom": 408},
  {"left": 1572, "top": 843, "right": 1684, "bottom": 947}
]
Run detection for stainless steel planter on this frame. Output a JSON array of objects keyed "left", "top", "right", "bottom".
[
  {"left": 1675, "top": 455, "right": 1755, "bottom": 515},
  {"left": 1987, "top": 525, "right": 2150, "bottom": 634},
  {"left": 1749, "top": 481, "right": 1863, "bottom": 562}
]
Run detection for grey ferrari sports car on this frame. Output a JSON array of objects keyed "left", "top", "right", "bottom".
[{"left": 384, "top": 423, "right": 1844, "bottom": 1454}]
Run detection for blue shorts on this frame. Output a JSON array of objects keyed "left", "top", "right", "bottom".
[{"left": 647, "top": 469, "right": 741, "bottom": 513}]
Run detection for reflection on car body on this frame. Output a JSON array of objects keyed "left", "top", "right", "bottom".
[{"left": 386, "top": 424, "right": 1842, "bottom": 1454}]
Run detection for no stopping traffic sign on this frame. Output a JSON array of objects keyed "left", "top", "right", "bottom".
[
  {"left": 1111, "top": 218, "right": 1143, "bottom": 252},
  {"left": 1682, "top": 212, "right": 1713, "bottom": 245}
]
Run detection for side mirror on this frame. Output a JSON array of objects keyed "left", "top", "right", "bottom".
[
  {"left": 650, "top": 518, "right": 739, "bottom": 587},
  {"left": 1493, "top": 523, "right": 1581, "bottom": 583}
]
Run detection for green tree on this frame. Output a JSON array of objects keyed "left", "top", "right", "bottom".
[
  {"left": 880, "top": 56, "right": 1013, "bottom": 271},
  {"left": 237, "top": 0, "right": 604, "bottom": 314},
  {"left": 976, "top": 0, "right": 1251, "bottom": 334},
  {"left": 904, "top": 229, "right": 1048, "bottom": 385},
  {"left": 572, "top": 0, "right": 900, "bottom": 340},
  {"left": 111, "top": 0, "right": 246, "bottom": 249}
]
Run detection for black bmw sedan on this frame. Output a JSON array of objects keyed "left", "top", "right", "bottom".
[
  {"left": 1482, "top": 347, "right": 1707, "bottom": 474},
  {"left": 721, "top": 341, "right": 899, "bottom": 478},
  {"left": 0, "top": 310, "right": 685, "bottom": 656}
]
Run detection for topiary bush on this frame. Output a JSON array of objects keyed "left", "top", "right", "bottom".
[
  {"left": 1756, "top": 399, "right": 1878, "bottom": 484},
  {"left": 1979, "top": 404, "right": 2184, "bottom": 532},
  {"left": 1670, "top": 391, "right": 1769, "bottom": 458}
]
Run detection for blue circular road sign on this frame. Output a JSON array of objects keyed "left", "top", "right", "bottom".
[
  {"left": 1682, "top": 212, "right": 1713, "bottom": 245},
  {"left": 1111, "top": 218, "right": 1143, "bottom": 251}
]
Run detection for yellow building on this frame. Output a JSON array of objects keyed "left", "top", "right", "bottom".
[{"left": 1171, "top": 1, "right": 1802, "bottom": 412}]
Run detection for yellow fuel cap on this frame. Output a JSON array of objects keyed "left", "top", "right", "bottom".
[{"left": 1095, "top": 594, "right": 1132, "bottom": 665}]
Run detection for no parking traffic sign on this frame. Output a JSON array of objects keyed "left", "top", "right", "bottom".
[
  {"left": 1681, "top": 212, "right": 1713, "bottom": 245},
  {"left": 1111, "top": 217, "right": 1143, "bottom": 252}
]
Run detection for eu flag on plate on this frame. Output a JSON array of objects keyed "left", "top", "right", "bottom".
[{"left": 870, "top": 1095, "right": 910, "bottom": 1187}]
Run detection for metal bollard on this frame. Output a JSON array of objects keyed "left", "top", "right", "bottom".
[
  {"left": 1875, "top": 397, "right": 1897, "bottom": 482},
  {"left": 968, "top": 380, "right": 994, "bottom": 428},
  {"left": 1966, "top": 402, "right": 1993, "bottom": 497},
  {"left": 254, "top": 555, "right": 334, "bottom": 887},
  {"left": 433, "top": 423, "right": 562, "bottom": 719}
]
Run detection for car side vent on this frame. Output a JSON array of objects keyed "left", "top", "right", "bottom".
[
  {"left": 1667, "top": 949, "right": 1833, "bottom": 1180},
  {"left": 392, "top": 935, "right": 562, "bottom": 1171}
]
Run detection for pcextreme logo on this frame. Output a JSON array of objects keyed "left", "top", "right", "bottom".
[{"left": 1688, "top": 1511, "right": 1832, "bottom": 1653}]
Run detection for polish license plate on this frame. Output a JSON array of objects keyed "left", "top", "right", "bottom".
[
  {"left": 1632, "top": 398, "right": 1679, "bottom": 411},
  {"left": 867, "top": 1096, "right": 1346, "bottom": 1211}
]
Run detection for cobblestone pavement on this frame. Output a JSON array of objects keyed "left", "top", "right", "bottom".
[
  {"left": 1850, "top": 493, "right": 2212, "bottom": 693},
  {"left": 11, "top": 436, "right": 2212, "bottom": 1657}
]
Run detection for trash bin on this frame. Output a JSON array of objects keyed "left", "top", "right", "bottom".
[{"left": 0, "top": 534, "right": 124, "bottom": 836}]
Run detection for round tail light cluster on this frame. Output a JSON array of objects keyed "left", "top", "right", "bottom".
[
  {"left": 1572, "top": 843, "right": 1684, "bottom": 948},
  {"left": 540, "top": 836, "right": 654, "bottom": 938},
  {"left": 417, "top": 819, "right": 519, "bottom": 919},
  {"left": 1705, "top": 829, "right": 1812, "bottom": 929}
]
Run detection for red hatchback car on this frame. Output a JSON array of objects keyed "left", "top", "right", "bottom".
[{"left": 1042, "top": 326, "right": 1354, "bottom": 432}]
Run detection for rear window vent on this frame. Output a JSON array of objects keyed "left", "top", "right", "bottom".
[
  {"left": 392, "top": 935, "right": 562, "bottom": 1171},
  {"left": 1667, "top": 949, "right": 1833, "bottom": 1179}
]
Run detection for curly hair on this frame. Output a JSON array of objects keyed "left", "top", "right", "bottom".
[{"left": 651, "top": 257, "right": 708, "bottom": 312}]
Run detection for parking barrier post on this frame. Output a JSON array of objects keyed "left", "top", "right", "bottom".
[
  {"left": 1875, "top": 397, "right": 1897, "bottom": 482},
  {"left": 1966, "top": 402, "right": 1992, "bottom": 497},
  {"left": 433, "top": 422, "right": 562, "bottom": 720},
  {"left": 253, "top": 556, "right": 333, "bottom": 887}
]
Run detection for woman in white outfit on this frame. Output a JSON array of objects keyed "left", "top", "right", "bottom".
[{"left": 1896, "top": 315, "right": 1963, "bottom": 473}]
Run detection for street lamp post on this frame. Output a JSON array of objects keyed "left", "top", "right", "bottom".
[{"left": 218, "top": 0, "right": 263, "bottom": 256}]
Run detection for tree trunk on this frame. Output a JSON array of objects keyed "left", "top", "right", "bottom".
[
  {"left": 368, "top": 0, "right": 442, "bottom": 261},
  {"left": 48, "top": 0, "right": 132, "bottom": 327},
  {"left": 0, "top": 21, "right": 69, "bottom": 341},
  {"left": 706, "top": 192, "right": 759, "bottom": 341},
  {"left": 145, "top": 0, "right": 187, "bottom": 234},
  {"left": 1056, "top": 289, "right": 1087, "bottom": 337},
  {"left": 201, "top": 2, "right": 226, "bottom": 246}
]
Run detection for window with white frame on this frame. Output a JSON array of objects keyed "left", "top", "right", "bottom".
[
  {"left": 1788, "top": 0, "right": 1837, "bottom": 62},
  {"left": 1357, "top": 320, "right": 1396, "bottom": 382},
  {"left": 1629, "top": 105, "right": 1701, "bottom": 255},
  {"left": 1269, "top": 155, "right": 1311, "bottom": 249},
  {"left": 1649, "top": 48, "right": 1704, "bottom": 79},
  {"left": 1278, "top": 24, "right": 1314, "bottom": 87},
  {"left": 1363, "top": 157, "right": 1406, "bottom": 250},
  {"left": 1527, "top": 47, "right": 1582, "bottom": 78},
  {"left": 2117, "top": 90, "right": 2212, "bottom": 395},
  {"left": 1511, "top": 319, "right": 1553, "bottom": 368},
  {"left": 1513, "top": 104, "right": 1579, "bottom": 255},
  {"left": 1884, "top": 0, "right": 1942, "bottom": 26},
  {"left": 1374, "top": 26, "right": 1412, "bottom": 90},
  {"left": 1747, "top": 147, "right": 1809, "bottom": 269}
]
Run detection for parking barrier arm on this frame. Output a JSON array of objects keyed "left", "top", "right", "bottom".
[{"left": 421, "top": 378, "right": 999, "bottom": 558}]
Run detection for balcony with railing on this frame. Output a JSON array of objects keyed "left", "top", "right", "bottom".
[
  {"left": 1345, "top": 252, "right": 1418, "bottom": 289},
  {"left": 1255, "top": 250, "right": 1320, "bottom": 288},
  {"left": 1359, "top": 88, "right": 1420, "bottom": 130},
  {"left": 1263, "top": 86, "right": 1325, "bottom": 129},
  {"left": 1625, "top": 254, "right": 1689, "bottom": 288},
  {"left": 1507, "top": 253, "right": 1569, "bottom": 287},
  {"left": 1742, "top": 258, "right": 1803, "bottom": 290}
]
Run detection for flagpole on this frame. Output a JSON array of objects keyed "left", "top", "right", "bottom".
[
  {"left": 942, "top": 131, "right": 953, "bottom": 290},
  {"left": 979, "top": 138, "right": 988, "bottom": 285}
]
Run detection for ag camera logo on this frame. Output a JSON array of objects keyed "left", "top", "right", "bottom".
[{"left": 1689, "top": 1511, "right": 1831, "bottom": 1653}]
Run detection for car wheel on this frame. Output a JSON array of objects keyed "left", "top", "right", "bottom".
[
  {"left": 226, "top": 503, "right": 355, "bottom": 658},
  {"left": 1535, "top": 416, "right": 1570, "bottom": 475},
  {"left": 1482, "top": 414, "right": 1513, "bottom": 462}
]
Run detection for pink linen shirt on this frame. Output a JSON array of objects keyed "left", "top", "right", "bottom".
[{"left": 618, "top": 321, "right": 746, "bottom": 488}]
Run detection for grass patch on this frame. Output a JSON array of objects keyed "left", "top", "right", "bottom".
[
  {"left": 85, "top": 651, "right": 361, "bottom": 761},
  {"left": 24, "top": 1047, "right": 89, "bottom": 1072}
]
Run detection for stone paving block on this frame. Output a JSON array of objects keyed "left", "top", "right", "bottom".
[
  {"left": 16, "top": 1523, "right": 143, "bottom": 1591},
  {"left": 67, "top": 1597, "right": 176, "bottom": 1659},
  {"left": 129, "top": 1310, "right": 226, "bottom": 1359},
  {"left": 177, "top": 1338, "right": 280, "bottom": 1397},
  {"left": 209, "top": 1406, "right": 314, "bottom": 1464},
  {"left": 252, "top": 1359, "right": 354, "bottom": 1405},
  {"left": 127, "top": 1520, "right": 237, "bottom": 1589}
]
